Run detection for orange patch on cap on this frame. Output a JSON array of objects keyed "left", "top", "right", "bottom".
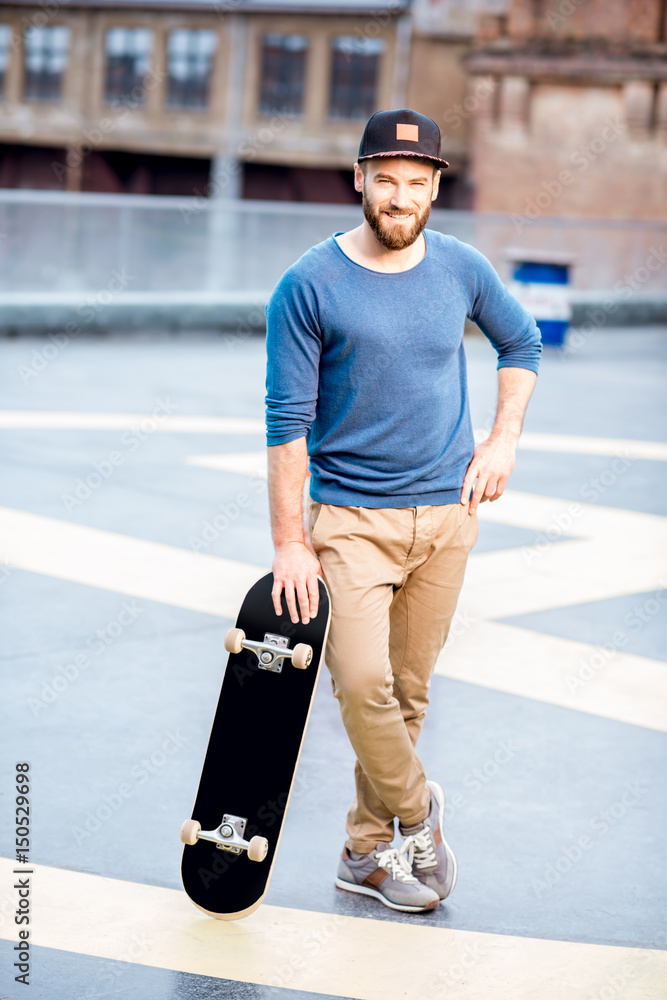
[{"left": 396, "top": 123, "right": 419, "bottom": 142}]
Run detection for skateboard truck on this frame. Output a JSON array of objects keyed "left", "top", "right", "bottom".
[
  {"left": 224, "top": 628, "right": 313, "bottom": 673},
  {"left": 180, "top": 814, "right": 269, "bottom": 862}
]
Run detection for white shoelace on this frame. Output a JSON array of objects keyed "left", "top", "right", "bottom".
[
  {"left": 374, "top": 847, "right": 420, "bottom": 884},
  {"left": 399, "top": 828, "right": 438, "bottom": 871}
]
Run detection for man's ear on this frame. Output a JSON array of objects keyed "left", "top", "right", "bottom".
[
  {"left": 431, "top": 169, "right": 441, "bottom": 202},
  {"left": 353, "top": 162, "right": 364, "bottom": 194}
]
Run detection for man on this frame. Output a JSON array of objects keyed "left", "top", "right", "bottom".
[{"left": 264, "top": 108, "right": 541, "bottom": 913}]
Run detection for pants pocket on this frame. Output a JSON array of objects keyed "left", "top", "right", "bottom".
[{"left": 307, "top": 498, "right": 324, "bottom": 541}]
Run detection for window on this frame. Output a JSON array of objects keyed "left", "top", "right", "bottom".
[
  {"left": 328, "top": 37, "right": 384, "bottom": 120},
  {"left": 23, "top": 25, "right": 70, "bottom": 102},
  {"left": 167, "top": 29, "right": 217, "bottom": 110},
  {"left": 0, "top": 26, "right": 11, "bottom": 99},
  {"left": 104, "top": 27, "right": 152, "bottom": 106},
  {"left": 259, "top": 33, "right": 308, "bottom": 116}
]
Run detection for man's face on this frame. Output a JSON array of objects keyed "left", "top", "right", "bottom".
[{"left": 355, "top": 157, "right": 440, "bottom": 251}]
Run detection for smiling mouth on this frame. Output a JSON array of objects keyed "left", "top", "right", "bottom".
[{"left": 383, "top": 212, "right": 413, "bottom": 220}]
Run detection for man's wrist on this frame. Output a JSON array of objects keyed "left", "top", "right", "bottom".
[{"left": 488, "top": 425, "right": 521, "bottom": 446}]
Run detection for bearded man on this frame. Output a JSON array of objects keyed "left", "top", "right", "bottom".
[{"left": 264, "top": 108, "right": 542, "bottom": 912}]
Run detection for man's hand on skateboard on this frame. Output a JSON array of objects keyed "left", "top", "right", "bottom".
[
  {"left": 271, "top": 542, "right": 322, "bottom": 625},
  {"left": 181, "top": 570, "right": 330, "bottom": 920}
]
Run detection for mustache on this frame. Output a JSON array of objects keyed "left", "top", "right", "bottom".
[
  {"left": 376, "top": 204, "right": 414, "bottom": 216},
  {"left": 362, "top": 193, "right": 431, "bottom": 251}
]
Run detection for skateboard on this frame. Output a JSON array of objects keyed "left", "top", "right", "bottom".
[{"left": 180, "top": 571, "right": 331, "bottom": 920}]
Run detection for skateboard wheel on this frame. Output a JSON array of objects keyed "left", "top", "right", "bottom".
[
  {"left": 291, "top": 643, "right": 313, "bottom": 670},
  {"left": 224, "top": 627, "right": 245, "bottom": 655},
  {"left": 248, "top": 836, "right": 269, "bottom": 862},
  {"left": 180, "top": 818, "right": 201, "bottom": 846}
]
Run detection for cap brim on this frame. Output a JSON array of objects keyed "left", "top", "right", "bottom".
[{"left": 358, "top": 150, "right": 449, "bottom": 169}]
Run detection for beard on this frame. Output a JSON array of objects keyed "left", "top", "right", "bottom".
[{"left": 362, "top": 191, "right": 433, "bottom": 251}]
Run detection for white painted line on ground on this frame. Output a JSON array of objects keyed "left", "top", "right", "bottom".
[
  {"left": 187, "top": 451, "right": 268, "bottom": 477},
  {"left": 437, "top": 620, "right": 667, "bottom": 733},
  {"left": 2, "top": 488, "right": 666, "bottom": 729},
  {"left": 461, "top": 537, "right": 666, "bottom": 620},
  {"left": 514, "top": 432, "right": 667, "bottom": 462},
  {"left": 0, "top": 506, "right": 267, "bottom": 620},
  {"left": 0, "top": 412, "right": 265, "bottom": 433},
  {"left": 184, "top": 440, "right": 667, "bottom": 480},
  {"left": 459, "top": 490, "right": 667, "bottom": 618},
  {"left": 1, "top": 485, "right": 665, "bottom": 730},
  {"left": 0, "top": 859, "right": 664, "bottom": 1000},
  {"left": 3, "top": 493, "right": 664, "bottom": 626},
  {"left": 1, "top": 415, "right": 665, "bottom": 461},
  {"left": 187, "top": 434, "right": 667, "bottom": 477}
]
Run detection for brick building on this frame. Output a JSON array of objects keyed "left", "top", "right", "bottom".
[
  {"left": 0, "top": 0, "right": 484, "bottom": 204},
  {"left": 0, "top": 0, "right": 665, "bottom": 217},
  {"left": 463, "top": 0, "right": 667, "bottom": 220}
]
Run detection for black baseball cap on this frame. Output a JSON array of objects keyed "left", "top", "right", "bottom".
[{"left": 358, "top": 108, "right": 449, "bottom": 170}]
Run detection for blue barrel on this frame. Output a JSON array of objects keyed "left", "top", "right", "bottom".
[{"left": 505, "top": 251, "right": 575, "bottom": 347}]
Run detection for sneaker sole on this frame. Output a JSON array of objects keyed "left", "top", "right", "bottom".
[
  {"left": 425, "top": 779, "right": 458, "bottom": 898},
  {"left": 335, "top": 877, "right": 439, "bottom": 913}
]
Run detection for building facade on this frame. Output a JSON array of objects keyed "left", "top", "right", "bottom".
[
  {"left": 0, "top": 0, "right": 418, "bottom": 201},
  {"left": 463, "top": 0, "right": 667, "bottom": 220},
  {"left": 0, "top": 0, "right": 665, "bottom": 217}
]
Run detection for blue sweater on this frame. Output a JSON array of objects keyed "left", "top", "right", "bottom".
[{"left": 265, "top": 229, "right": 542, "bottom": 508}]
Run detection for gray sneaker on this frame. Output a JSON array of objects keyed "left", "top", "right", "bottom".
[
  {"left": 398, "top": 780, "right": 458, "bottom": 900},
  {"left": 336, "top": 842, "right": 440, "bottom": 912}
]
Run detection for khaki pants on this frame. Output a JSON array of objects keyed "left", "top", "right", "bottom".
[{"left": 307, "top": 498, "right": 479, "bottom": 853}]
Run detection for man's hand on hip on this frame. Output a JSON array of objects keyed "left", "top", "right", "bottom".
[
  {"left": 461, "top": 434, "right": 517, "bottom": 514},
  {"left": 272, "top": 542, "right": 322, "bottom": 625}
]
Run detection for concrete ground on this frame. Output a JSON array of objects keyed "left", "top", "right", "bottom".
[{"left": 0, "top": 326, "right": 666, "bottom": 999}]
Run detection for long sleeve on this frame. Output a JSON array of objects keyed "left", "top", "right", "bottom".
[
  {"left": 265, "top": 267, "right": 322, "bottom": 446},
  {"left": 465, "top": 245, "right": 543, "bottom": 374}
]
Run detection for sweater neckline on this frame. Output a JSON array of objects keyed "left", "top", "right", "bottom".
[{"left": 331, "top": 228, "right": 430, "bottom": 276}]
